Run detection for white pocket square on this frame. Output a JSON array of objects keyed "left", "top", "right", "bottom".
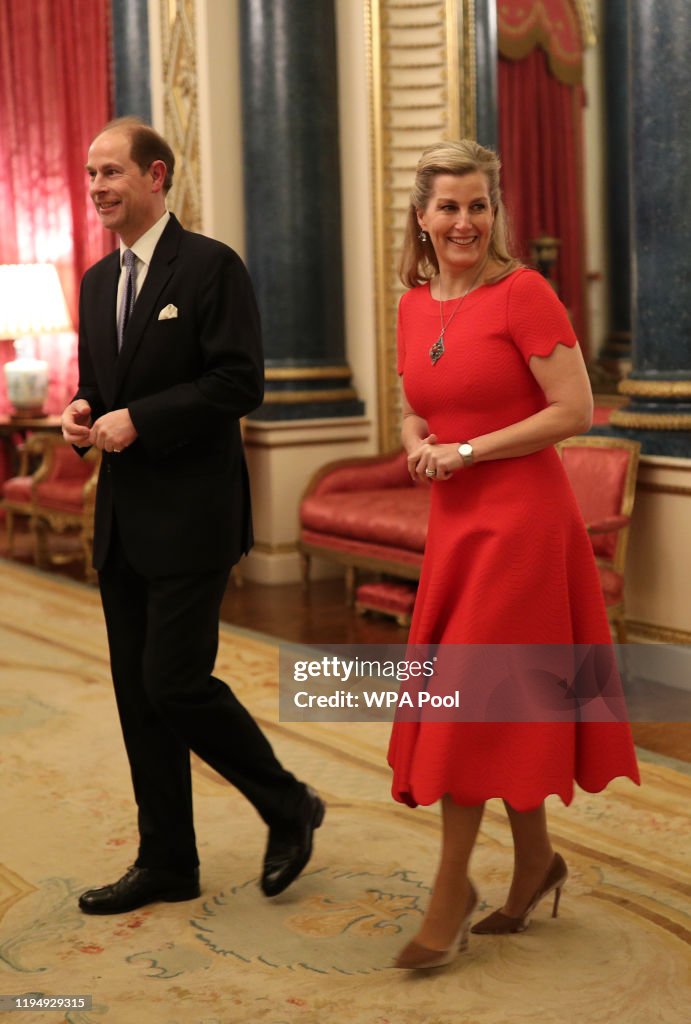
[{"left": 158, "top": 303, "right": 178, "bottom": 320}]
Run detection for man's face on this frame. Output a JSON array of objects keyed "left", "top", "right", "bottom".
[{"left": 86, "top": 130, "right": 161, "bottom": 246}]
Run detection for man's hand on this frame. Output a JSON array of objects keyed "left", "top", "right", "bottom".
[
  {"left": 61, "top": 400, "right": 93, "bottom": 446},
  {"left": 90, "top": 409, "right": 138, "bottom": 453}
]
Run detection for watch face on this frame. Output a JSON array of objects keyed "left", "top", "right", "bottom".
[{"left": 458, "top": 443, "right": 474, "bottom": 464}]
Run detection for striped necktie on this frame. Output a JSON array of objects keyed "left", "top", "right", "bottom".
[{"left": 117, "top": 249, "right": 137, "bottom": 350}]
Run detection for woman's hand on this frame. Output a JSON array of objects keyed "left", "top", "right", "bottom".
[
  {"left": 407, "top": 439, "right": 463, "bottom": 483},
  {"left": 400, "top": 380, "right": 463, "bottom": 482}
]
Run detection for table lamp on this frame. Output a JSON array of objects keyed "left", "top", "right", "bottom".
[{"left": 0, "top": 263, "right": 73, "bottom": 417}]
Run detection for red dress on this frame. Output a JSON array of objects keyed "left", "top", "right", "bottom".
[{"left": 387, "top": 269, "right": 640, "bottom": 810}]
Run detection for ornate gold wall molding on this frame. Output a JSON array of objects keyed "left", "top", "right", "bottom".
[
  {"left": 367, "top": 0, "right": 475, "bottom": 450},
  {"left": 574, "top": 0, "right": 597, "bottom": 48},
  {"left": 626, "top": 620, "right": 691, "bottom": 645},
  {"left": 159, "top": 0, "right": 202, "bottom": 232},
  {"left": 637, "top": 481, "right": 691, "bottom": 497}
]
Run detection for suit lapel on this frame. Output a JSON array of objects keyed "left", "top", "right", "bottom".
[
  {"left": 115, "top": 215, "right": 183, "bottom": 394},
  {"left": 103, "top": 257, "right": 120, "bottom": 358},
  {"left": 89, "top": 253, "right": 120, "bottom": 408}
]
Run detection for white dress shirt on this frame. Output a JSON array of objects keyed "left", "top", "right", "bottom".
[{"left": 115, "top": 210, "right": 171, "bottom": 330}]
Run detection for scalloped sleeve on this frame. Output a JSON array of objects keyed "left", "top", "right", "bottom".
[{"left": 507, "top": 268, "right": 578, "bottom": 363}]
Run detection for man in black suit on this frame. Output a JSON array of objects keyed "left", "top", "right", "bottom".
[{"left": 61, "top": 118, "right": 324, "bottom": 914}]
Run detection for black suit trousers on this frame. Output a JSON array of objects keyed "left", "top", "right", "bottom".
[{"left": 98, "top": 525, "right": 303, "bottom": 872}]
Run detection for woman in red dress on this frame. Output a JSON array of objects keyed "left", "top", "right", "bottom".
[{"left": 388, "top": 140, "right": 639, "bottom": 970}]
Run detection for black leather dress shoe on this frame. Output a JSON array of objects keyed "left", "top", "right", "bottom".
[
  {"left": 261, "top": 786, "right": 325, "bottom": 897},
  {"left": 78, "top": 865, "right": 200, "bottom": 915}
]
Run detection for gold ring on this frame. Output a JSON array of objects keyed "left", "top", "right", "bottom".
[{"left": 425, "top": 467, "right": 436, "bottom": 478}]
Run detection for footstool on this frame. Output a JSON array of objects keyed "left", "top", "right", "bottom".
[{"left": 355, "top": 580, "right": 417, "bottom": 627}]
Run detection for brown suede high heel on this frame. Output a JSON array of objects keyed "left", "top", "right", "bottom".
[
  {"left": 393, "top": 882, "right": 478, "bottom": 970},
  {"left": 471, "top": 852, "right": 567, "bottom": 935}
]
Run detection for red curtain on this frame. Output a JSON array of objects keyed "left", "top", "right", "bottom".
[
  {"left": 498, "top": 47, "right": 587, "bottom": 352},
  {"left": 0, "top": 0, "right": 113, "bottom": 415}
]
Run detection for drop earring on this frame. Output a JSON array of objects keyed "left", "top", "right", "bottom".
[{"left": 419, "top": 230, "right": 427, "bottom": 243}]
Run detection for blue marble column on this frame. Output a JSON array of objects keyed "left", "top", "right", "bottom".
[
  {"left": 111, "top": 0, "right": 151, "bottom": 121},
  {"left": 239, "top": 0, "right": 363, "bottom": 421},
  {"left": 608, "top": 0, "right": 691, "bottom": 454},
  {"left": 598, "top": 0, "right": 631, "bottom": 371},
  {"left": 474, "top": 0, "right": 498, "bottom": 150}
]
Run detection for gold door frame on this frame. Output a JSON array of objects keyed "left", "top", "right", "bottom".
[{"left": 367, "top": 0, "right": 476, "bottom": 451}]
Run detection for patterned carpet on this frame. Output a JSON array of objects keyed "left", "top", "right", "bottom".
[{"left": 0, "top": 559, "right": 689, "bottom": 1024}]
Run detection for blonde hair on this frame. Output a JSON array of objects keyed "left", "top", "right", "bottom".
[{"left": 399, "top": 139, "right": 521, "bottom": 288}]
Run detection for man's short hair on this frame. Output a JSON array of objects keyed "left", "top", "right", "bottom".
[{"left": 95, "top": 117, "right": 175, "bottom": 193}]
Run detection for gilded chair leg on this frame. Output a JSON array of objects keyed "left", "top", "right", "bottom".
[
  {"left": 615, "top": 616, "right": 628, "bottom": 644},
  {"left": 82, "top": 532, "right": 95, "bottom": 583},
  {"left": 31, "top": 517, "right": 49, "bottom": 570}
]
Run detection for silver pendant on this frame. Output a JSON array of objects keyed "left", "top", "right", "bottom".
[{"left": 430, "top": 336, "right": 444, "bottom": 365}]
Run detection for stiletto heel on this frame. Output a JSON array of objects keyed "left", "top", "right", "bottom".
[
  {"left": 471, "top": 852, "right": 568, "bottom": 935},
  {"left": 394, "top": 882, "right": 478, "bottom": 970},
  {"left": 457, "top": 919, "right": 472, "bottom": 953}
]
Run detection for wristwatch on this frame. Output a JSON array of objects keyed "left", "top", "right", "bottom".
[{"left": 457, "top": 441, "right": 475, "bottom": 468}]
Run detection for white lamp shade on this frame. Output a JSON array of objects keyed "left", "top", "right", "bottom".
[
  {"left": 0, "top": 263, "right": 72, "bottom": 337},
  {"left": 1, "top": 263, "right": 72, "bottom": 416}
]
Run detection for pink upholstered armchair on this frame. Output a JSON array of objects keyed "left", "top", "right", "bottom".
[
  {"left": 1, "top": 433, "right": 47, "bottom": 555},
  {"left": 1, "top": 433, "right": 100, "bottom": 581},
  {"left": 557, "top": 435, "right": 641, "bottom": 642}
]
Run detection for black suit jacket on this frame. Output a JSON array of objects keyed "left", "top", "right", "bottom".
[{"left": 76, "top": 214, "right": 263, "bottom": 577}]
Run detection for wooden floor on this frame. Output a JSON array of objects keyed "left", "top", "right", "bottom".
[
  {"left": 221, "top": 574, "right": 408, "bottom": 645},
  {"left": 1, "top": 520, "right": 688, "bottom": 763}
]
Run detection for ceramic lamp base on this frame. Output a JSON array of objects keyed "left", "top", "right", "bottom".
[{"left": 4, "top": 351, "right": 49, "bottom": 419}]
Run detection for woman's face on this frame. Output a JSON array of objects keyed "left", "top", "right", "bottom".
[{"left": 417, "top": 172, "right": 494, "bottom": 280}]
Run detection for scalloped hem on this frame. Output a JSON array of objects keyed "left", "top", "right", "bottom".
[{"left": 391, "top": 771, "right": 641, "bottom": 813}]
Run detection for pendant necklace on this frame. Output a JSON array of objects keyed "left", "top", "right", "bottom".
[{"left": 429, "top": 264, "right": 487, "bottom": 366}]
